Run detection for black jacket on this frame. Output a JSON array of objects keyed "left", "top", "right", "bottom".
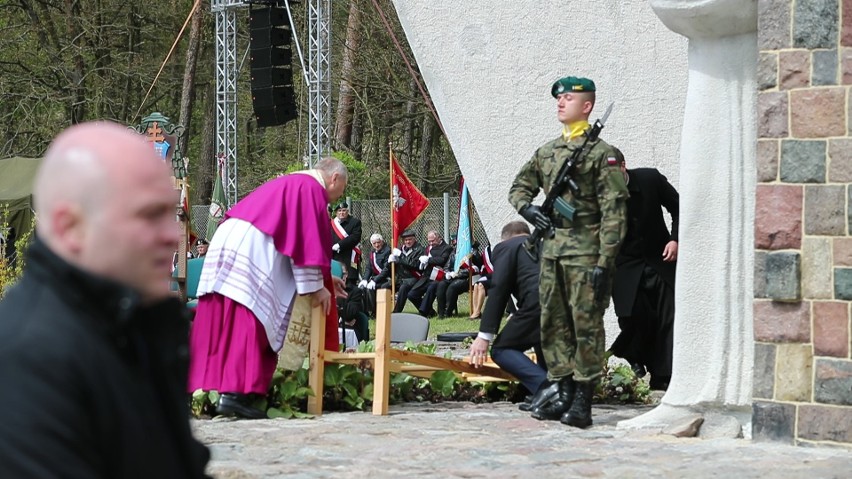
[
  {"left": 0, "top": 238, "right": 210, "bottom": 478},
  {"left": 480, "top": 235, "right": 541, "bottom": 349},
  {"left": 364, "top": 244, "right": 390, "bottom": 282},
  {"left": 612, "top": 167, "right": 679, "bottom": 317},
  {"left": 413, "top": 241, "right": 454, "bottom": 288},
  {"left": 331, "top": 215, "right": 363, "bottom": 267},
  {"left": 376, "top": 242, "right": 425, "bottom": 284}
]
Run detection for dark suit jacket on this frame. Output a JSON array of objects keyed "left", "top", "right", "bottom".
[
  {"left": 376, "top": 242, "right": 424, "bottom": 284},
  {"left": 331, "top": 215, "right": 362, "bottom": 266},
  {"left": 480, "top": 235, "right": 541, "bottom": 349},
  {"left": 413, "top": 241, "right": 453, "bottom": 288},
  {"left": 364, "top": 245, "right": 390, "bottom": 282},
  {"left": 612, "top": 167, "right": 679, "bottom": 317}
]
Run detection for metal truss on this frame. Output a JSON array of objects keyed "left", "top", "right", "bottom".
[
  {"left": 213, "top": 0, "right": 330, "bottom": 202},
  {"left": 212, "top": 0, "right": 245, "bottom": 207},
  {"left": 307, "top": 0, "right": 331, "bottom": 167}
]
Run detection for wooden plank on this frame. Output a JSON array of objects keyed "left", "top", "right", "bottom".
[
  {"left": 372, "top": 289, "right": 392, "bottom": 415},
  {"left": 306, "top": 304, "right": 326, "bottom": 416},
  {"left": 388, "top": 349, "right": 516, "bottom": 381}
]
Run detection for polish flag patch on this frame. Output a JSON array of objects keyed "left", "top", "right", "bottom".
[{"left": 607, "top": 156, "right": 618, "bottom": 166}]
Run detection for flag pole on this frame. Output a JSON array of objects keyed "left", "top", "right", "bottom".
[{"left": 389, "top": 142, "right": 396, "bottom": 306}]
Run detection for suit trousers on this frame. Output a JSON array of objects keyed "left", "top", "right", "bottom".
[{"left": 491, "top": 345, "right": 548, "bottom": 394}]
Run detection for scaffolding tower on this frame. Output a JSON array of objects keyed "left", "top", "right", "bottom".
[{"left": 213, "top": 0, "right": 331, "bottom": 206}]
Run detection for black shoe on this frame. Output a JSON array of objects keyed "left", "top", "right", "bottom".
[
  {"left": 216, "top": 393, "right": 267, "bottom": 419},
  {"left": 630, "top": 362, "right": 647, "bottom": 378},
  {"left": 519, "top": 381, "right": 559, "bottom": 412},
  {"left": 531, "top": 377, "right": 575, "bottom": 420},
  {"left": 560, "top": 381, "right": 594, "bottom": 429},
  {"left": 649, "top": 375, "right": 670, "bottom": 391}
]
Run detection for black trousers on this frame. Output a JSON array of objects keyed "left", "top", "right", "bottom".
[{"left": 611, "top": 265, "right": 674, "bottom": 379}]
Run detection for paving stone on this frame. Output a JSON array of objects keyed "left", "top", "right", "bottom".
[
  {"left": 779, "top": 50, "right": 810, "bottom": 89},
  {"left": 803, "top": 237, "right": 832, "bottom": 299},
  {"left": 699, "top": 413, "right": 745, "bottom": 439},
  {"left": 758, "top": 92, "right": 789, "bottom": 138},
  {"left": 844, "top": 0, "right": 852, "bottom": 46},
  {"left": 833, "top": 238, "right": 852, "bottom": 266},
  {"left": 776, "top": 344, "right": 814, "bottom": 402},
  {"left": 754, "top": 185, "right": 802, "bottom": 250},
  {"left": 757, "top": 139, "right": 779, "bottom": 182},
  {"left": 753, "top": 300, "right": 810, "bottom": 343},
  {"left": 828, "top": 138, "right": 852, "bottom": 182},
  {"left": 758, "top": 52, "right": 778, "bottom": 91},
  {"left": 754, "top": 250, "right": 768, "bottom": 298},
  {"left": 799, "top": 403, "right": 852, "bottom": 443},
  {"left": 813, "top": 302, "right": 850, "bottom": 357},
  {"left": 790, "top": 89, "right": 845, "bottom": 138},
  {"left": 192, "top": 401, "right": 852, "bottom": 477},
  {"left": 834, "top": 267, "right": 852, "bottom": 300}
]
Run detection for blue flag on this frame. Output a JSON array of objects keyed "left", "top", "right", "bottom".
[{"left": 454, "top": 182, "right": 472, "bottom": 271}]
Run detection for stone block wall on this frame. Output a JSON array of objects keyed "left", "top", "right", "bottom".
[{"left": 756, "top": 0, "right": 852, "bottom": 446}]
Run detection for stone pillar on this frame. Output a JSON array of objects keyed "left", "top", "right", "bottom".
[
  {"left": 619, "top": 0, "right": 758, "bottom": 434},
  {"left": 752, "top": 0, "right": 852, "bottom": 446}
]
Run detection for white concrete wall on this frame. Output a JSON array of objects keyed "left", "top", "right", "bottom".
[{"left": 392, "top": 0, "right": 689, "bottom": 348}]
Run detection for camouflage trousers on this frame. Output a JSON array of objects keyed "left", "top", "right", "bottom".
[{"left": 539, "top": 255, "right": 610, "bottom": 382}]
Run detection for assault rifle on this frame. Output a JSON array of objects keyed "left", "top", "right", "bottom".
[{"left": 524, "top": 103, "right": 614, "bottom": 259}]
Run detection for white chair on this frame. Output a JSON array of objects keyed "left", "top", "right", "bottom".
[{"left": 390, "top": 313, "right": 430, "bottom": 343}]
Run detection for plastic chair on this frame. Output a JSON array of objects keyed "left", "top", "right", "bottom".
[{"left": 389, "top": 312, "right": 430, "bottom": 343}]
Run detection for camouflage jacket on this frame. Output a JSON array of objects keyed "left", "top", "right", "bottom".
[{"left": 508, "top": 134, "right": 629, "bottom": 268}]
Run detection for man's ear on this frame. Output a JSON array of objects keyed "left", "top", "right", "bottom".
[{"left": 51, "top": 203, "right": 86, "bottom": 254}]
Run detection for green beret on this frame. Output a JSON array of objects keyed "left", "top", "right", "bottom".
[{"left": 551, "top": 76, "right": 596, "bottom": 97}]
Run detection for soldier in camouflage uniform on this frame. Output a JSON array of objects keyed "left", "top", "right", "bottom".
[{"left": 508, "top": 76, "right": 628, "bottom": 429}]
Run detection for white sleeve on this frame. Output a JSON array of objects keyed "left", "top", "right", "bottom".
[
  {"left": 291, "top": 261, "right": 324, "bottom": 294},
  {"left": 476, "top": 332, "right": 495, "bottom": 342}
]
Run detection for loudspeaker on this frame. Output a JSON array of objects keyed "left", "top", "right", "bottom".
[{"left": 249, "top": 5, "right": 297, "bottom": 127}]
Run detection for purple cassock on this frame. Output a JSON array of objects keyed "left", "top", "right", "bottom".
[{"left": 187, "top": 172, "right": 338, "bottom": 396}]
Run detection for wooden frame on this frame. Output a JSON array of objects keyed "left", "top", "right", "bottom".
[{"left": 307, "top": 288, "right": 515, "bottom": 416}]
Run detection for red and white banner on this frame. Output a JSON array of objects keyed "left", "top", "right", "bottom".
[{"left": 391, "top": 152, "right": 429, "bottom": 245}]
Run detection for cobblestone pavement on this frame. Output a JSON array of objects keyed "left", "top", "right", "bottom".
[{"left": 193, "top": 401, "right": 852, "bottom": 479}]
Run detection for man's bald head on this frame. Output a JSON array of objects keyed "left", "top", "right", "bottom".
[{"left": 34, "top": 121, "right": 179, "bottom": 302}]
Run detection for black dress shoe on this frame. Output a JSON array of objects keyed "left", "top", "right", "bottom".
[
  {"left": 649, "top": 375, "right": 670, "bottom": 391},
  {"left": 630, "top": 362, "right": 647, "bottom": 378},
  {"left": 216, "top": 393, "right": 267, "bottom": 419}
]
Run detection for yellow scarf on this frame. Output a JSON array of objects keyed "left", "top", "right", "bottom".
[{"left": 562, "top": 120, "right": 590, "bottom": 142}]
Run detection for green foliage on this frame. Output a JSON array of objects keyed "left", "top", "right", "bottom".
[
  {"left": 188, "top": 345, "right": 651, "bottom": 420},
  {"left": 0, "top": 209, "right": 32, "bottom": 300},
  {"left": 596, "top": 355, "right": 652, "bottom": 404},
  {"left": 267, "top": 368, "right": 314, "bottom": 419}
]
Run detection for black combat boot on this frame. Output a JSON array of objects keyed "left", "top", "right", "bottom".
[
  {"left": 560, "top": 381, "right": 595, "bottom": 428},
  {"left": 518, "top": 381, "right": 558, "bottom": 412},
  {"left": 530, "top": 376, "right": 575, "bottom": 420}
]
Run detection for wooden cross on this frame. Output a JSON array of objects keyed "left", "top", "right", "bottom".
[{"left": 146, "top": 122, "right": 165, "bottom": 142}]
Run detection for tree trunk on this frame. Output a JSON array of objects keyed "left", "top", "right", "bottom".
[
  {"left": 418, "top": 113, "right": 436, "bottom": 194},
  {"left": 197, "top": 87, "right": 216, "bottom": 204},
  {"left": 177, "top": 3, "right": 203, "bottom": 154},
  {"left": 65, "top": 0, "right": 86, "bottom": 123},
  {"left": 402, "top": 78, "right": 417, "bottom": 160},
  {"left": 334, "top": 0, "right": 361, "bottom": 149}
]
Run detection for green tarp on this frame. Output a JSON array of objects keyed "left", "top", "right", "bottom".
[{"left": 0, "top": 157, "right": 42, "bottom": 244}]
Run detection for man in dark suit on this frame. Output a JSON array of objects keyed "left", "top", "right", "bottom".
[
  {"left": 387, "top": 230, "right": 426, "bottom": 313},
  {"left": 360, "top": 233, "right": 391, "bottom": 315},
  {"left": 610, "top": 155, "right": 679, "bottom": 391},
  {"left": 468, "top": 221, "right": 547, "bottom": 398},
  {"left": 330, "top": 202, "right": 362, "bottom": 288},
  {"left": 406, "top": 230, "right": 453, "bottom": 316}
]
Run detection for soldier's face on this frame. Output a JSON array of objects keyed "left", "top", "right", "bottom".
[
  {"left": 403, "top": 236, "right": 416, "bottom": 247},
  {"left": 556, "top": 92, "right": 593, "bottom": 125},
  {"left": 372, "top": 239, "right": 384, "bottom": 250}
]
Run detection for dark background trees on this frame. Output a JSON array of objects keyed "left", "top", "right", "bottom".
[{"left": 0, "top": 0, "right": 460, "bottom": 202}]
